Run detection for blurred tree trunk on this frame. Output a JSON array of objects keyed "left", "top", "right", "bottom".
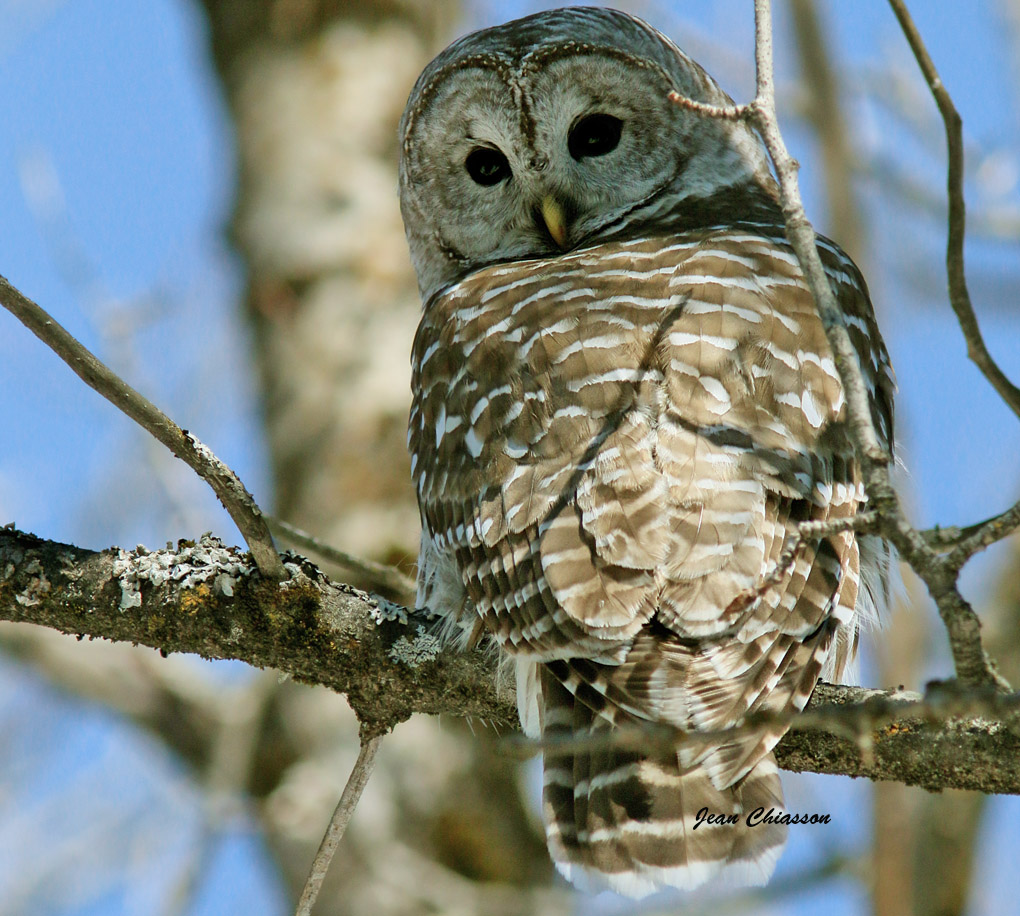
[
  {"left": 789, "top": 0, "right": 863, "bottom": 262},
  {"left": 196, "top": 2, "right": 565, "bottom": 912},
  {"left": 870, "top": 582, "right": 925, "bottom": 916}
]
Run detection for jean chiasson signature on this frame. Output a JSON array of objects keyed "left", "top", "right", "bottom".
[{"left": 693, "top": 807, "right": 832, "bottom": 829}]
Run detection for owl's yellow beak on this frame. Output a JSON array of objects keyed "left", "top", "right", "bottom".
[{"left": 540, "top": 196, "right": 569, "bottom": 249}]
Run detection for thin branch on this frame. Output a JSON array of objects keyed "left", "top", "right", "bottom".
[
  {"left": 267, "top": 517, "right": 416, "bottom": 602},
  {"left": 795, "top": 512, "right": 880, "bottom": 540},
  {"left": 2, "top": 525, "right": 1020, "bottom": 794},
  {"left": 920, "top": 497, "right": 1020, "bottom": 556},
  {"left": 945, "top": 495, "right": 1020, "bottom": 572},
  {"left": 735, "top": 0, "right": 1005, "bottom": 689},
  {"left": 758, "top": 512, "right": 879, "bottom": 595},
  {"left": 887, "top": 0, "right": 1020, "bottom": 421},
  {"left": 0, "top": 275, "right": 285, "bottom": 580},
  {"left": 789, "top": 0, "right": 864, "bottom": 259},
  {"left": 666, "top": 91, "right": 748, "bottom": 120},
  {"left": 295, "top": 735, "right": 383, "bottom": 916},
  {"left": 746, "top": 0, "right": 889, "bottom": 466}
]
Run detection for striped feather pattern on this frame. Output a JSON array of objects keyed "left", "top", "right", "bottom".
[
  {"left": 409, "top": 223, "right": 893, "bottom": 896},
  {"left": 540, "top": 665, "right": 787, "bottom": 896}
]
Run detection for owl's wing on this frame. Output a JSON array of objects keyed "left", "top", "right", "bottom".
[
  {"left": 411, "top": 231, "right": 892, "bottom": 789},
  {"left": 411, "top": 238, "right": 691, "bottom": 657},
  {"left": 557, "top": 232, "right": 890, "bottom": 790},
  {"left": 631, "top": 231, "right": 891, "bottom": 778}
]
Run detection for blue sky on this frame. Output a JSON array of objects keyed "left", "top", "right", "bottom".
[{"left": 0, "top": 1, "right": 1018, "bottom": 914}]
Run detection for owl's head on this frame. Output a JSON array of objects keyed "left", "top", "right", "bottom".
[{"left": 399, "top": 6, "right": 777, "bottom": 302}]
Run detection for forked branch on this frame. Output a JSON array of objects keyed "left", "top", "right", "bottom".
[
  {"left": 888, "top": 0, "right": 1020, "bottom": 420},
  {"left": 0, "top": 275, "right": 285, "bottom": 580}
]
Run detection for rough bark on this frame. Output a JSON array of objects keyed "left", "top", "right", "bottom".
[{"left": 4, "top": 525, "right": 1019, "bottom": 797}]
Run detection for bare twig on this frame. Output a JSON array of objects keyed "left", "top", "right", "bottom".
[
  {"left": 666, "top": 92, "right": 747, "bottom": 120},
  {"left": 295, "top": 735, "right": 383, "bottom": 916},
  {"left": 0, "top": 275, "right": 285, "bottom": 579},
  {"left": 267, "top": 517, "right": 416, "bottom": 601},
  {"left": 920, "top": 498, "right": 1020, "bottom": 554},
  {"left": 945, "top": 496, "right": 1020, "bottom": 572},
  {"left": 795, "top": 512, "right": 881, "bottom": 541},
  {"left": 758, "top": 512, "right": 879, "bottom": 594},
  {"left": 746, "top": 0, "right": 890, "bottom": 466},
  {"left": 789, "top": 0, "right": 864, "bottom": 258},
  {"left": 887, "top": 0, "right": 1020, "bottom": 420}
]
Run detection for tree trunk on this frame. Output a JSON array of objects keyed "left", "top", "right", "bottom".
[{"left": 195, "top": 2, "right": 565, "bottom": 911}]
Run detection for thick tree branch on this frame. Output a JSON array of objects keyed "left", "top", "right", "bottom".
[
  {"left": 772, "top": 682, "right": 1020, "bottom": 795},
  {"left": 0, "top": 525, "right": 514, "bottom": 734},
  {"left": 2, "top": 525, "right": 1018, "bottom": 794},
  {"left": 0, "top": 275, "right": 285, "bottom": 580}
]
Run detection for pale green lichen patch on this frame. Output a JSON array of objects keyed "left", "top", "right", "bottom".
[
  {"left": 112, "top": 534, "right": 255, "bottom": 611},
  {"left": 388, "top": 624, "right": 441, "bottom": 668},
  {"left": 14, "top": 557, "right": 50, "bottom": 607}
]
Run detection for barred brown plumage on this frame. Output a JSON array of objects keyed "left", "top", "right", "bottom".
[{"left": 400, "top": 6, "right": 893, "bottom": 899}]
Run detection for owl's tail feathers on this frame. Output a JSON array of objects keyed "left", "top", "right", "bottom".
[{"left": 537, "top": 667, "right": 786, "bottom": 899}]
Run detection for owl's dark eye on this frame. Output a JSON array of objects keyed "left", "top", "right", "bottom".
[
  {"left": 568, "top": 113, "right": 623, "bottom": 161},
  {"left": 465, "top": 147, "right": 511, "bottom": 186}
]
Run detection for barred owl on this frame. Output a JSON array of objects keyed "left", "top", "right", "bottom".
[{"left": 400, "top": 7, "right": 893, "bottom": 898}]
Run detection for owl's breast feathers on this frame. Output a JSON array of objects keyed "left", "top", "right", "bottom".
[{"left": 409, "top": 226, "right": 893, "bottom": 894}]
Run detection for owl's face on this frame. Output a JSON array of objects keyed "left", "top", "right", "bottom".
[{"left": 399, "top": 7, "right": 776, "bottom": 302}]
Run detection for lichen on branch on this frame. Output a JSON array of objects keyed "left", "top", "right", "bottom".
[{"left": 2, "top": 524, "right": 1018, "bottom": 794}]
